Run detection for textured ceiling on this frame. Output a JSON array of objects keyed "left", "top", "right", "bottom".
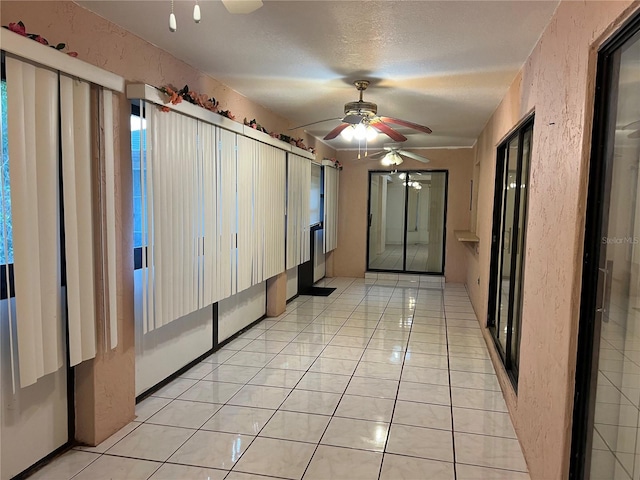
[{"left": 78, "top": 0, "right": 559, "bottom": 150}]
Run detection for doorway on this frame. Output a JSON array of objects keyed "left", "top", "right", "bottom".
[
  {"left": 367, "top": 170, "right": 447, "bottom": 274},
  {"left": 570, "top": 14, "right": 640, "bottom": 480}
]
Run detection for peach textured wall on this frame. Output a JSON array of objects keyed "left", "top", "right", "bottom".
[
  {"left": 0, "top": 0, "right": 335, "bottom": 445},
  {"left": 464, "top": 2, "right": 639, "bottom": 479},
  {"left": 332, "top": 148, "right": 474, "bottom": 282}
]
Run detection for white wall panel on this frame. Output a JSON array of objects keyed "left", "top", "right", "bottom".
[
  {"left": 218, "top": 282, "right": 266, "bottom": 342},
  {"left": 286, "top": 267, "right": 298, "bottom": 301}
]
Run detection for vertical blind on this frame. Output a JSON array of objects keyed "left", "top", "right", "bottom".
[
  {"left": 140, "top": 104, "right": 287, "bottom": 332},
  {"left": 6, "top": 57, "right": 64, "bottom": 388},
  {"left": 286, "top": 154, "right": 311, "bottom": 268},
  {"left": 4, "top": 56, "right": 119, "bottom": 387},
  {"left": 323, "top": 165, "right": 339, "bottom": 253}
]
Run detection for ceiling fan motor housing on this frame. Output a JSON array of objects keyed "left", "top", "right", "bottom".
[{"left": 344, "top": 100, "right": 378, "bottom": 117}]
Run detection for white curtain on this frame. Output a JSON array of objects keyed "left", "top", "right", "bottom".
[
  {"left": 6, "top": 57, "right": 64, "bottom": 388},
  {"left": 324, "top": 165, "right": 339, "bottom": 253},
  {"left": 286, "top": 154, "right": 311, "bottom": 268}
]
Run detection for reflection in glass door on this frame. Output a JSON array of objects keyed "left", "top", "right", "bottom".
[
  {"left": 571, "top": 17, "right": 640, "bottom": 480},
  {"left": 367, "top": 170, "right": 447, "bottom": 274}
]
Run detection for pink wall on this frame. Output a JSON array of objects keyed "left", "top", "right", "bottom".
[
  {"left": 332, "top": 148, "right": 474, "bottom": 282},
  {"left": 464, "top": 2, "right": 639, "bottom": 479}
]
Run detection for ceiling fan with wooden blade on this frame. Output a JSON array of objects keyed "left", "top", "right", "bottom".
[
  {"left": 368, "top": 143, "right": 431, "bottom": 165},
  {"left": 292, "top": 80, "right": 432, "bottom": 142}
]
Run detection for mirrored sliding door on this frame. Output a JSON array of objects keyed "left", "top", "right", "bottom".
[{"left": 367, "top": 170, "right": 447, "bottom": 274}]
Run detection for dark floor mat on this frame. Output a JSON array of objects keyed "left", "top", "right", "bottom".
[{"left": 301, "top": 287, "right": 336, "bottom": 297}]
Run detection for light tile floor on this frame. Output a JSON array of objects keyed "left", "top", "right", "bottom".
[{"left": 30, "top": 277, "right": 530, "bottom": 480}]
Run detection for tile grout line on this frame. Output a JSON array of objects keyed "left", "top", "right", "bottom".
[
  {"left": 443, "top": 287, "right": 459, "bottom": 480},
  {"left": 299, "top": 278, "right": 392, "bottom": 480},
  {"left": 375, "top": 282, "right": 418, "bottom": 480}
]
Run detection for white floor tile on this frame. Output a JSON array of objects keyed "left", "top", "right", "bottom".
[{"left": 37, "top": 277, "right": 530, "bottom": 480}]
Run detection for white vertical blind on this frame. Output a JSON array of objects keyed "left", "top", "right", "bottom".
[
  {"left": 143, "top": 104, "right": 200, "bottom": 330},
  {"left": 6, "top": 57, "right": 64, "bottom": 387},
  {"left": 261, "top": 144, "right": 286, "bottom": 280},
  {"left": 60, "top": 74, "right": 97, "bottom": 366},
  {"left": 102, "top": 89, "right": 118, "bottom": 350},
  {"left": 324, "top": 165, "right": 339, "bottom": 253},
  {"left": 236, "top": 135, "right": 255, "bottom": 293},
  {"left": 218, "top": 127, "right": 237, "bottom": 299},
  {"left": 200, "top": 121, "right": 221, "bottom": 306},
  {"left": 286, "top": 154, "right": 311, "bottom": 268}
]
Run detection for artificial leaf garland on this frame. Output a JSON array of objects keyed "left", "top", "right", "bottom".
[{"left": 3, "top": 21, "right": 78, "bottom": 57}]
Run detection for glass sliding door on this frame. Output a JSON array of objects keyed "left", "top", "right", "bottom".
[
  {"left": 367, "top": 170, "right": 447, "bottom": 274},
  {"left": 488, "top": 116, "right": 534, "bottom": 385},
  {"left": 571, "top": 16, "right": 640, "bottom": 480}
]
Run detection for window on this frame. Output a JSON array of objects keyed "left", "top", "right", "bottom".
[
  {"left": 310, "top": 162, "right": 322, "bottom": 226},
  {"left": 487, "top": 116, "right": 534, "bottom": 386},
  {"left": 131, "top": 102, "right": 146, "bottom": 269},
  {"left": 0, "top": 61, "right": 15, "bottom": 300}
]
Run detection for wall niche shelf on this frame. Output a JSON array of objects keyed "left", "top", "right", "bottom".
[{"left": 454, "top": 230, "right": 480, "bottom": 243}]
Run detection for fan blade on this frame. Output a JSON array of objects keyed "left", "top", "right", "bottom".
[
  {"left": 379, "top": 116, "right": 432, "bottom": 134},
  {"left": 342, "top": 114, "right": 365, "bottom": 124},
  {"left": 629, "top": 129, "right": 640, "bottom": 139},
  {"left": 324, "top": 123, "right": 350, "bottom": 140},
  {"left": 367, "top": 150, "right": 387, "bottom": 160},
  {"left": 289, "top": 117, "right": 342, "bottom": 131},
  {"left": 221, "top": 0, "right": 263, "bottom": 14},
  {"left": 623, "top": 120, "right": 640, "bottom": 130},
  {"left": 398, "top": 150, "right": 430, "bottom": 163},
  {"left": 370, "top": 121, "right": 407, "bottom": 142}
]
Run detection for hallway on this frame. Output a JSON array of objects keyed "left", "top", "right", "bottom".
[{"left": 30, "top": 277, "right": 529, "bottom": 480}]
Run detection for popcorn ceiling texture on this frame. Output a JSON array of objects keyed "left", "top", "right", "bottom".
[{"left": 464, "top": 2, "right": 639, "bottom": 479}]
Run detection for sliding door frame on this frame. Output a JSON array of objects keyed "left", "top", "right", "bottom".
[
  {"left": 366, "top": 169, "right": 448, "bottom": 275},
  {"left": 569, "top": 12, "right": 640, "bottom": 480},
  {"left": 487, "top": 114, "right": 534, "bottom": 388}
]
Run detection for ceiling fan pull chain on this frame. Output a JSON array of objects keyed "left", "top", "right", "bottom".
[{"left": 169, "top": 0, "right": 177, "bottom": 32}]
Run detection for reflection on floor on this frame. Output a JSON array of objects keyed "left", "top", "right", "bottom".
[
  {"left": 591, "top": 289, "right": 640, "bottom": 480},
  {"left": 369, "top": 244, "right": 432, "bottom": 272},
  {"left": 29, "top": 277, "right": 529, "bottom": 480}
]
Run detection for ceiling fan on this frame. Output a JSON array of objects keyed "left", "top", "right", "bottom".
[
  {"left": 293, "top": 80, "right": 432, "bottom": 142},
  {"left": 368, "top": 143, "right": 431, "bottom": 166}
]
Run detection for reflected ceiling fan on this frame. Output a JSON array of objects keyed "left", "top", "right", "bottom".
[
  {"left": 294, "top": 80, "right": 432, "bottom": 142},
  {"left": 368, "top": 143, "right": 430, "bottom": 166}
]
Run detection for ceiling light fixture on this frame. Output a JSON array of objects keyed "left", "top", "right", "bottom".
[{"left": 381, "top": 151, "right": 403, "bottom": 166}]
